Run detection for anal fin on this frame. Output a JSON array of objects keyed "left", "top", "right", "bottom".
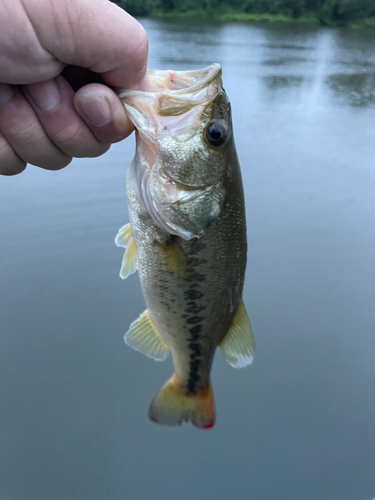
[
  {"left": 219, "top": 300, "right": 255, "bottom": 368},
  {"left": 125, "top": 309, "right": 169, "bottom": 361}
]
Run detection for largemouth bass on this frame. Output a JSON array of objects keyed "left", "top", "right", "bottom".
[{"left": 116, "top": 64, "right": 254, "bottom": 429}]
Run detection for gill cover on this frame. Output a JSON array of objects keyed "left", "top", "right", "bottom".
[{"left": 119, "top": 64, "right": 231, "bottom": 240}]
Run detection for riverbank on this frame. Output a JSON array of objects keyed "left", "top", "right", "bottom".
[
  {"left": 119, "top": 2, "right": 375, "bottom": 30},
  {"left": 150, "top": 9, "right": 319, "bottom": 25},
  {"left": 149, "top": 9, "right": 375, "bottom": 29}
]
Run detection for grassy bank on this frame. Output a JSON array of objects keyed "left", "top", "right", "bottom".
[
  {"left": 150, "top": 8, "right": 320, "bottom": 24},
  {"left": 116, "top": 1, "right": 375, "bottom": 29},
  {"left": 149, "top": 9, "right": 375, "bottom": 29}
]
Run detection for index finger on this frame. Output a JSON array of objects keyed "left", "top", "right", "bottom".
[{"left": 23, "top": 0, "right": 149, "bottom": 89}]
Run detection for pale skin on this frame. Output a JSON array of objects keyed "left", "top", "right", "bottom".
[{"left": 0, "top": 0, "right": 148, "bottom": 176}]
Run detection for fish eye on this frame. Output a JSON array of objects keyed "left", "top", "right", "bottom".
[{"left": 206, "top": 123, "right": 227, "bottom": 147}]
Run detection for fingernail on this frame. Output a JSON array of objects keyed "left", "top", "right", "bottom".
[
  {"left": 76, "top": 95, "right": 112, "bottom": 127},
  {"left": 0, "top": 83, "right": 12, "bottom": 104},
  {"left": 26, "top": 79, "right": 60, "bottom": 112}
]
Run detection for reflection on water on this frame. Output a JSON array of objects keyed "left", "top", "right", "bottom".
[
  {"left": 262, "top": 74, "right": 306, "bottom": 90},
  {"left": 261, "top": 42, "right": 312, "bottom": 50},
  {"left": 262, "top": 56, "right": 310, "bottom": 66},
  {"left": 326, "top": 72, "right": 375, "bottom": 107},
  {"left": 1, "top": 17, "right": 375, "bottom": 500}
]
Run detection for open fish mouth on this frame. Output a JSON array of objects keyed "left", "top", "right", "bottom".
[
  {"left": 117, "top": 64, "right": 222, "bottom": 122},
  {"left": 118, "top": 63, "right": 221, "bottom": 99}
]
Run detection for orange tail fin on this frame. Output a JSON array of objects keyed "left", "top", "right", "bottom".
[{"left": 148, "top": 374, "right": 215, "bottom": 429}]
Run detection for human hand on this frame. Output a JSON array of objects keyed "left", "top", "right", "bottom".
[{"left": 0, "top": 0, "right": 148, "bottom": 176}]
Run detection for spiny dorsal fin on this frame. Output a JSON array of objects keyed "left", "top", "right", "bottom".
[
  {"left": 219, "top": 301, "right": 255, "bottom": 368},
  {"left": 115, "top": 223, "right": 138, "bottom": 279},
  {"left": 125, "top": 309, "right": 169, "bottom": 361},
  {"left": 154, "top": 240, "right": 187, "bottom": 279}
]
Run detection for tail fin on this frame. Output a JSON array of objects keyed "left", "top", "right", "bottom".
[{"left": 148, "top": 374, "right": 215, "bottom": 429}]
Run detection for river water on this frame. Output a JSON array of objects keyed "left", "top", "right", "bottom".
[{"left": 1, "top": 18, "right": 375, "bottom": 500}]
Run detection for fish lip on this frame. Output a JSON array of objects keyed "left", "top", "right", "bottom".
[{"left": 117, "top": 63, "right": 222, "bottom": 99}]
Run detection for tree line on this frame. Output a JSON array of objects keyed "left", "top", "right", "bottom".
[{"left": 114, "top": 0, "right": 375, "bottom": 26}]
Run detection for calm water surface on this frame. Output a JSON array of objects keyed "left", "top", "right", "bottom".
[{"left": 1, "top": 19, "right": 375, "bottom": 500}]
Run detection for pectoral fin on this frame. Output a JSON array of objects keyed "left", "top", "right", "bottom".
[
  {"left": 219, "top": 301, "right": 255, "bottom": 368},
  {"left": 115, "top": 223, "right": 138, "bottom": 279},
  {"left": 120, "top": 238, "right": 138, "bottom": 279},
  {"left": 125, "top": 309, "right": 169, "bottom": 361},
  {"left": 115, "top": 223, "right": 133, "bottom": 248}
]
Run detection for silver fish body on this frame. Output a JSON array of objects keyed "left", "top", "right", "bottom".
[{"left": 117, "top": 64, "right": 254, "bottom": 428}]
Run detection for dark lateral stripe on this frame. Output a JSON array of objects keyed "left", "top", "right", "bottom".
[
  {"left": 186, "top": 316, "right": 203, "bottom": 325},
  {"left": 184, "top": 289, "right": 203, "bottom": 301},
  {"left": 184, "top": 246, "right": 207, "bottom": 394},
  {"left": 189, "top": 324, "right": 202, "bottom": 340},
  {"left": 186, "top": 323, "right": 204, "bottom": 394},
  {"left": 185, "top": 303, "right": 206, "bottom": 314}
]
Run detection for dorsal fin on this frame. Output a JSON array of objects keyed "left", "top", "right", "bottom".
[
  {"left": 125, "top": 309, "right": 169, "bottom": 361},
  {"left": 218, "top": 301, "right": 255, "bottom": 368},
  {"left": 115, "top": 223, "right": 138, "bottom": 279}
]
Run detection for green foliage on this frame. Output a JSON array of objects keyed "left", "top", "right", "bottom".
[
  {"left": 315, "top": 0, "right": 375, "bottom": 26},
  {"left": 116, "top": 0, "right": 151, "bottom": 16},
  {"left": 113, "top": 0, "right": 375, "bottom": 26}
]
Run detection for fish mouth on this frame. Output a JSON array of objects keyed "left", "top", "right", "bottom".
[
  {"left": 119, "top": 63, "right": 221, "bottom": 97},
  {"left": 147, "top": 63, "right": 222, "bottom": 95},
  {"left": 118, "top": 64, "right": 222, "bottom": 119}
]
